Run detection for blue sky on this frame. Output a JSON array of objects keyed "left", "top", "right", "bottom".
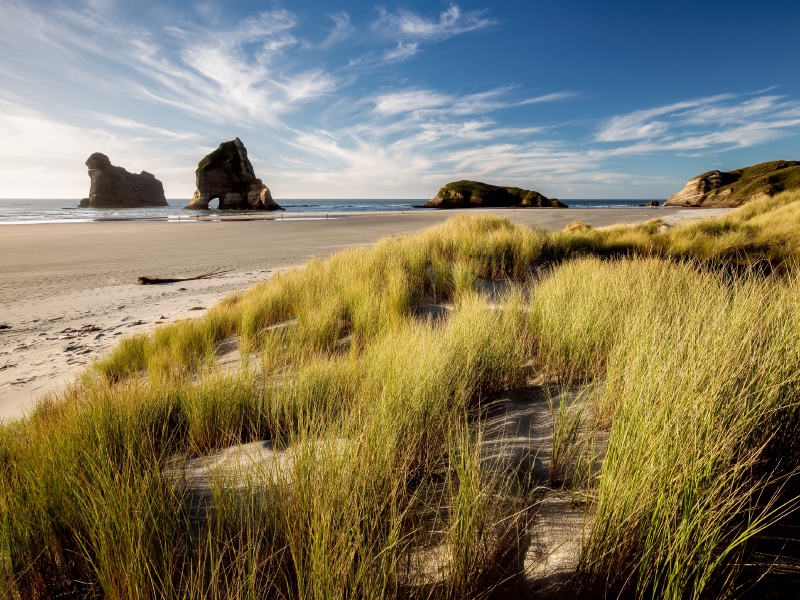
[{"left": 1, "top": 0, "right": 799, "bottom": 199}]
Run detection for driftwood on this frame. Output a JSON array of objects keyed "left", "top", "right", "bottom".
[{"left": 138, "top": 269, "right": 231, "bottom": 285}]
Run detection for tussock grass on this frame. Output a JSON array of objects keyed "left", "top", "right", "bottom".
[
  {"left": 1, "top": 284, "right": 532, "bottom": 598},
  {"left": 532, "top": 258, "right": 800, "bottom": 597},
  {"left": 4, "top": 191, "right": 800, "bottom": 598},
  {"left": 95, "top": 215, "right": 545, "bottom": 383},
  {"left": 550, "top": 188, "right": 800, "bottom": 265}
]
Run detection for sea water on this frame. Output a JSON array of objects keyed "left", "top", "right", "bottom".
[{"left": 0, "top": 198, "right": 658, "bottom": 224}]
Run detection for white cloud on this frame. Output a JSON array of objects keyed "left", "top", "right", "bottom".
[
  {"left": 373, "top": 89, "right": 451, "bottom": 115},
  {"left": 374, "top": 4, "right": 495, "bottom": 41},
  {"left": 0, "top": 99, "right": 199, "bottom": 197},
  {"left": 372, "top": 87, "right": 575, "bottom": 118},
  {"left": 137, "top": 10, "right": 331, "bottom": 125},
  {"left": 383, "top": 42, "right": 419, "bottom": 62},
  {"left": 0, "top": 3, "right": 334, "bottom": 129},
  {"left": 93, "top": 115, "right": 201, "bottom": 141},
  {"left": 320, "top": 12, "right": 355, "bottom": 48},
  {"left": 596, "top": 99, "right": 708, "bottom": 142},
  {"left": 596, "top": 93, "right": 800, "bottom": 152},
  {"left": 519, "top": 91, "right": 580, "bottom": 105}
]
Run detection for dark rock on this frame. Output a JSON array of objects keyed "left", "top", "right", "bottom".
[
  {"left": 185, "top": 138, "right": 282, "bottom": 211},
  {"left": 665, "top": 160, "right": 800, "bottom": 207},
  {"left": 638, "top": 201, "right": 660, "bottom": 207},
  {"left": 424, "top": 180, "right": 566, "bottom": 209},
  {"left": 80, "top": 153, "right": 168, "bottom": 208}
]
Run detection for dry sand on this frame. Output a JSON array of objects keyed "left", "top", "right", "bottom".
[{"left": 0, "top": 206, "right": 730, "bottom": 420}]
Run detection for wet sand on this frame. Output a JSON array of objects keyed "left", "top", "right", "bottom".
[{"left": 0, "top": 207, "right": 729, "bottom": 420}]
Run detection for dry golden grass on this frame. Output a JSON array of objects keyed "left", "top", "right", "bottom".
[{"left": 3, "top": 191, "right": 800, "bottom": 598}]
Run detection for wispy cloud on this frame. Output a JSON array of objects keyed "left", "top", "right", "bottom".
[
  {"left": 597, "top": 93, "right": 800, "bottom": 152},
  {"left": 354, "top": 4, "right": 494, "bottom": 65},
  {"left": 1, "top": 3, "right": 335, "bottom": 129},
  {"left": 373, "top": 89, "right": 452, "bottom": 115},
  {"left": 320, "top": 11, "right": 355, "bottom": 48},
  {"left": 0, "top": 98, "right": 198, "bottom": 197},
  {"left": 520, "top": 91, "right": 580, "bottom": 106},
  {"left": 133, "top": 10, "right": 335, "bottom": 126},
  {"left": 383, "top": 42, "right": 419, "bottom": 62},
  {"left": 372, "top": 88, "right": 575, "bottom": 117},
  {"left": 93, "top": 115, "right": 200, "bottom": 141},
  {"left": 374, "top": 4, "right": 496, "bottom": 42}
]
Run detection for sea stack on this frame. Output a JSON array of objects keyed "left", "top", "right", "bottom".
[
  {"left": 665, "top": 160, "right": 800, "bottom": 207},
  {"left": 185, "top": 138, "right": 282, "bottom": 210},
  {"left": 423, "top": 180, "right": 566, "bottom": 209},
  {"left": 79, "top": 153, "right": 168, "bottom": 208}
]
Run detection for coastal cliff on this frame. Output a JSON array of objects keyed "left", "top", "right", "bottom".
[
  {"left": 424, "top": 180, "right": 566, "bottom": 209},
  {"left": 665, "top": 160, "right": 800, "bottom": 207}
]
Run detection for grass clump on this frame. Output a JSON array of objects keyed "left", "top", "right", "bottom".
[
  {"left": 550, "top": 188, "right": 800, "bottom": 265},
  {"left": 5, "top": 190, "right": 800, "bottom": 598},
  {"left": 95, "top": 214, "right": 546, "bottom": 383},
  {"left": 527, "top": 254, "right": 800, "bottom": 597},
  {"left": 1, "top": 284, "right": 532, "bottom": 598}
]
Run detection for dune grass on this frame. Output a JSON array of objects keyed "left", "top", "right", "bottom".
[
  {"left": 3, "top": 191, "right": 800, "bottom": 598},
  {"left": 532, "top": 258, "right": 800, "bottom": 598}
]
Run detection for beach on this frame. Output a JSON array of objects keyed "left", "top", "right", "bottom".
[{"left": 0, "top": 206, "right": 728, "bottom": 420}]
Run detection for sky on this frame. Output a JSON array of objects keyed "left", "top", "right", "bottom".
[{"left": 1, "top": 0, "right": 799, "bottom": 200}]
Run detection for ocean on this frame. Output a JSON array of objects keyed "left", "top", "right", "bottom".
[{"left": 0, "top": 198, "right": 660, "bottom": 224}]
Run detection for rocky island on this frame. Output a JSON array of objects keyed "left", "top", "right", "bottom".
[
  {"left": 665, "top": 160, "right": 800, "bottom": 207},
  {"left": 79, "top": 153, "right": 167, "bottom": 208},
  {"left": 185, "top": 138, "right": 282, "bottom": 211},
  {"left": 423, "top": 180, "right": 566, "bottom": 209}
]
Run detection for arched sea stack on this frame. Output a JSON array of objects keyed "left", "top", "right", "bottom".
[{"left": 185, "top": 138, "right": 282, "bottom": 211}]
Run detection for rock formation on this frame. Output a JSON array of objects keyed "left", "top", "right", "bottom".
[
  {"left": 79, "top": 153, "right": 167, "bottom": 208},
  {"left": 423, "top": 181, "right": 567, "bottom": 209},
  {"left": 185, "top": 138, "right": 282, "bottom": 211},
  {"left": 665, "top": 160, "right": 800, "bottom": 207},
  {"left": 638, "top": 201, "right": 659, "bottom": 207}
]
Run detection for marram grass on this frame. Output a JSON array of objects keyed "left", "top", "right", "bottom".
[{"left": 3, "top": 192, "right": 800, "bottom": 598}]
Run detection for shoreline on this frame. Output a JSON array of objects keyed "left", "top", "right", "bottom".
[
  {"left": 0, "top": 204, "right": 715, "bottom": 226},
  {"left": 0, "top": 207, "right": 731, "bottom": 420}
]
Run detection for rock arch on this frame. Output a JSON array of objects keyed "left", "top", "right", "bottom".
[{"left": 185, "top": 138, "right": 282, "bottom": 211}]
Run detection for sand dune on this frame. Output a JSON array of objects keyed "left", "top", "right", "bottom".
[{"left": 0, "top": 207, "right": 730, "bottom": 420}]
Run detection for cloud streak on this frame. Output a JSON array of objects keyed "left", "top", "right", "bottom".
[
  {"left": 372, "top": 88, "right": 576, "bottom": 117},
  {"left": 597, "top": 93, "right": 800, "bottom": 152},
  {"left": 374, "top": 4, "right": 496, "bottom": 42},
  {"left": 320, "top": 12, "right": 355, "bottom": 48}
]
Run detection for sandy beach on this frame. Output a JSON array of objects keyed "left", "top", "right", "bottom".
[{"left": 0, "top": 206, "right": 728, "bottom": 420}]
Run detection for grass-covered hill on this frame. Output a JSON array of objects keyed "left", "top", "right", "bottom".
[
  {"left": 423, "top": 180, "right": 567, "bottom": 208},
  {"left": 665, "top": 159, "right": 800, "bottom": 207},
  {"left": 4, "top": 189, "right": 800, "bottom": 598}
]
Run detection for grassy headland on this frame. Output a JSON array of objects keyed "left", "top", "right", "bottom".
[
  {"left": 2, "top": 190, "right": 800, "bottom": 598},
  {"left": 423, "top": 180, "right": 567, "bottom": 208},
  {"left": 665, "top": 160, "right": 800, "bottom": 207}
]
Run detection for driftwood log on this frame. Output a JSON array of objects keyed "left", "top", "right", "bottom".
[{"left": 137, "top": 269, "right": 230, "bottom": 285}]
